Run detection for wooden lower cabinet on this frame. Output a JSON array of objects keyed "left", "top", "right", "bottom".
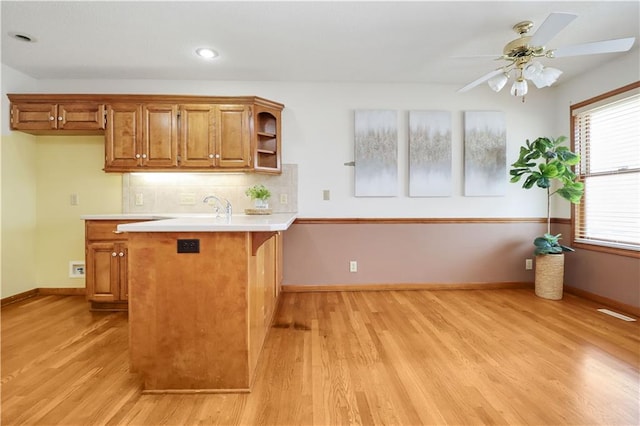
[
  {"left": 128, "top": 231, "right": 280, "bottom": 392},
  {"left": 85, "top": 220, "right": 140, "bottom": 311}
]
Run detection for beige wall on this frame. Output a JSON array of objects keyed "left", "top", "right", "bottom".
[
  {"left": 35, "top": 136, "right": 122, "bottom": 288},
  {"left": 1, "top": 133, "right": 37, "bottom": 297}
]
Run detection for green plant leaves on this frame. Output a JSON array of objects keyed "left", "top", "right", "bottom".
[
  {"left": 508, "top": 136, "right": 583, "bottom": 204},
  {"left": 533, "top": 233, "right": 575, "bottom": 255}
]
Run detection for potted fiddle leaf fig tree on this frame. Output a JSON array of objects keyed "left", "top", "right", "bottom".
[{"left": 510, "top": 136, "right": 584, "bottom": 300}]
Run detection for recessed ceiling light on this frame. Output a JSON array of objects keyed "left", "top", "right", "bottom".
[
  {"left": 9, "top": 32, "right": 36, "bottom": 43},
  {"left": 195, "top": 48, "right": 218, "bottom": 59}
]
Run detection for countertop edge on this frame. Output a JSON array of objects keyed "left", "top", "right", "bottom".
[{"left": 114, "top": 213, "right": 297, "bottom": 233}]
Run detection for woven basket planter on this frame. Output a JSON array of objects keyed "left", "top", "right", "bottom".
[{"left": 535, "top": 253, "right": 565, "bottom": 300}]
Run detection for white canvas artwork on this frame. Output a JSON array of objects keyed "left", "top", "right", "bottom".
[
  {"left": 409, "top": 111, "right": 452, "bottom": 197},
  {"left": 354, "top": 110, "right": 398, "bottom": 197},
  {"left": 464, "top": 111, "right": 507, "bottom": 196}
]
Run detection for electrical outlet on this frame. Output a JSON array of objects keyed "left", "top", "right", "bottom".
[
  {"left": 135, "top": 193, "right": 144, "bottom": 206},
  {"left": 525, "top": 259, "right": 533, "bottom": 270},
  {"left": 177, "top": 239, "right": 200, "bottom": 253},
  {"left": 280, "top": 193, "right": 288, "bottom": 204},
  {"left": 323, "top": 190, "right": 330, "bottom": 201},
  {"left": 349, "top": 260, "right": 358, "bottom": 273},
  {"left": 70, "top": 193, "right": 79, "bottom": 206},
  {"left": 180, "top": 193, "right": 196, "bottom": 205}
]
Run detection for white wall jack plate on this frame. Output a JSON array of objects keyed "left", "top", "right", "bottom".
[
  {"left": 525, "top": 259, "right": 533, "bottom": 270},
  {"left": 349, "top": 260, "right": 358, "bottom": 273},
  {"left": 280, "top": 193, "right": 288, "bottom": 204},
  {"left": 323, "top": 190, "right": 330, "bottom": 201},
  {"left": 135, "top": 193, "right": 144, "bottom": 206},
  {"left": 70, "top": 193, "right": 79, "bottom": 206},
  {"left": 180, "top": 193, "right": 196, "bottom": 205}
]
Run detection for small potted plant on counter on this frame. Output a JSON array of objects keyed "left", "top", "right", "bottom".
[
  {"left": 245, "top": 184, "right": 272, "bottom": 213},
  {"left": 510, "top": 136, "right": 584, "bottom": 300}
]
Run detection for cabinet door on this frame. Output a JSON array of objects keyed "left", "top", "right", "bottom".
[
  {"left": 217, "top": 105, "right": 251, "bottom": 169},
  {"left": 179, "top": 104, "right": 216, "bottom": 168},
  {"left": 142, "top": 104, "right": 178, "bottom": 168},
  {"left": 105, "top": 103, "right": 142, "bottom": 170},
  {"left": 58, "top": 103, "right": 105, "bottom": 130},
  {"left": 10, "top": 103, "right": 57, "bottom": 131},
  {"left": 86, "top": 242, "right": 120, "bottom": 302}
]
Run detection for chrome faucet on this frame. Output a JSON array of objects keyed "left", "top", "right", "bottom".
[{"left": 203, "top": 195, "right": 232, "bottom": 218}]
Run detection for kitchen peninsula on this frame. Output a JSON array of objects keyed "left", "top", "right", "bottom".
[{"left": 117, "top": 213, "right": 296, "bottom": 393}]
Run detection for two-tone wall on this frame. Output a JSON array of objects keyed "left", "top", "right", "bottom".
[
  {"left": 1, "top": 54, "right": 638, "bottom": 310},
  {"left": 553, "top": 51, "right": 640, "bottom": 311}
]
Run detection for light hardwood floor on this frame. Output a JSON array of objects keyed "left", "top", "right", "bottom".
[{"left": 2, "top": 289, "right": 639, "bottom": 425}]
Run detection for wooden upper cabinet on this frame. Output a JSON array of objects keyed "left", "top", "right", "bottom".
[
  {"left": 179, "top": 104, "right": 250, "bottom": 169},
  {"left": 179, "top": 104, "right": 216, "bottom": 168},
  {"left": 143, "top": 104, "right": 178, "bottom": 168},
  {"left": 217, "top": 105, "right": 251, "bottom": 169},
  {"left": 253, "top": 105, "right": 281, "bottom": 173},
  {"left": 8, "top": 94, "right": 283, "bottom": 174},
  {"left": 10, "top": 102, "right": 105, "bottom": 133},
  {"left": 105, "top": 103, "right": 178, "bottom": 171},
  {"left": 105, "top": 103, "right": 142, "bottom": 170}
]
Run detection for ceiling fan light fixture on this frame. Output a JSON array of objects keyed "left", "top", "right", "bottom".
[
  {"left": 488, "top": 73, "right": 509, "bottom": 92},
  {"left": 540, "top": 67, "right": 563, "bottom": 86},
  {"left": 510, "top": 78, "right": 528, "bottom": 97},
  {"left": 522, "top": 61, "right": 544, "bottom": 79}
]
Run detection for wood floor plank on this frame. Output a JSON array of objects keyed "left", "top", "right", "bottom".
[{"left": 1, "top": 291, "right": 639, "bottom": 425}]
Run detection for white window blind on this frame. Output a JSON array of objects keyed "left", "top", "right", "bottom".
[{"left": 572, "top": 86, "right": 640, "bottom": 252}]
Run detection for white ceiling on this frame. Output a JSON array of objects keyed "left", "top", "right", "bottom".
[{"left": 1, "top": 1, "right": 639, "bottom": 88}]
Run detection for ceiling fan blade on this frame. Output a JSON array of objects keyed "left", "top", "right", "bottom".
[
  {"left": 530, "top": 12, "right": 578, "bottom": 47},
  {"left": 552, "top": 37, "right": 636, "bottom": 57},
  {"left": 451, "top": 54, "right": 503, "bottom": 59},
  {"left": 457, "top": 69, "right": 503, "bottom": 93}
]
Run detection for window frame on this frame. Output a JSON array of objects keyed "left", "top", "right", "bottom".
[{"left": 570, "top": 81, "right": 640, "bottom": 259}]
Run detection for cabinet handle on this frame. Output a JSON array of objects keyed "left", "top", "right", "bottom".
[
  {"left": 58, "top": 116, "right": 63, "bottom": 121},
  {"left": 215, "top": 154, "right": 220, "bottom": 159},
  {"left": 142, "top": 154, "right": 147, "bottom": 159},
  {"left": 112, "top": 252, "right": 117, "bottom": 257},
  {"left": 119, "top": 252, "right": 124, "bottom": 257},
  {"left": 208, "top": 154, "right": 214, "bottom": 159},
  {"left": 49, "top": 116, "right": 55, "bottom": 121},
  {"left": 135, "top": 154, "right": 141, "bottom": 159}
]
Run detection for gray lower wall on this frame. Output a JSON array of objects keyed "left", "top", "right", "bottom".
[
  {"left": 282, "top": 220, "right": 639, "bottom": 310},
  {"left": 283, "top": 221, "right": 545, "bottom": 286},
  {"left": 556, "top": 223, "right": 640, "bottom": 310}
]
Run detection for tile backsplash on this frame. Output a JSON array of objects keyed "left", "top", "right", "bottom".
[{"left": 123, "top": 164, "right": 297, "bottom": 214}]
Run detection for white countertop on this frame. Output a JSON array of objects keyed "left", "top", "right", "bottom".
[{"left": 112, "top": 213, "right": 297, "bottom": 232}]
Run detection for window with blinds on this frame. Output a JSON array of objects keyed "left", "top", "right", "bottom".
[{"left": 571, "top": 82, "right": 640, "bottom": 254}]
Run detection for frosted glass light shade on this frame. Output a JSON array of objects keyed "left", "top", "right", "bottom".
[
  {"left": 529, "top": 66, "right": 563, "bottom": 88},
  {"left": 523, "top": 61, "right": 544, "bottom": 80},
  {"left": 488, "top": 73, "right": 509, "bottom": 92},
  {"left": 510, "top": 79, "right": 528, "bottom": 96}
]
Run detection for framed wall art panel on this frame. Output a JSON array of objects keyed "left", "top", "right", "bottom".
[
  {"left": 354, "top": 110, "right": 398, "bottom": 197},
  {"left": 464, "top": 111, "right": 506, "bottom": 196},
  {"left": 409, "top": 110, "right": 452, "bottom": 197}
]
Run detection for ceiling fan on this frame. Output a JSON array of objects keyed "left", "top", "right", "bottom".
[{"left": 457, "top": 12, "right": 636, "bottom": 98}]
